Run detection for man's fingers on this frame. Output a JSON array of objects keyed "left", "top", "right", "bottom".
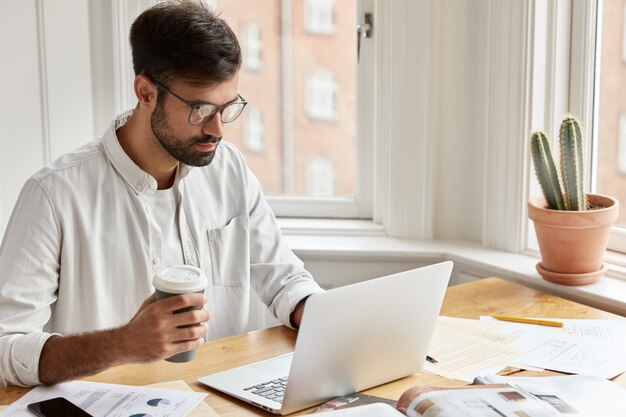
[
  {"left": 171, "top": 309, "right": 210, "bottom": 327},
  {"left": 170, "top": 337, "right": 205, "bottom": 355},
  {"left": 155, "top": 293, "right": 206, "bottom": 312},
  {"left": 170, "top": 323, "right": 207, "bottom": 343}
]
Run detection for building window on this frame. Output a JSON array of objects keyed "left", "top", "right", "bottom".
[
  {"left": 305, "top": 70, "right": 336, "bottom": 120},
  {"left": 304, "top": 0, "right": 335, "bottom": 35},
  {"left": 243, "top": 106, "right": 264, "bottom": 153},
  {"left": 307, "top": 157, "right": 335, "bottom": 196},
  {"left": 619, "top": 114, "right": 626, "bottom": 174},
  {"left": 623, "top": 4, "right": 626, "bottom": 63},
  {"left": 243, "top": 23, "right": 262, "bottom": 71}
]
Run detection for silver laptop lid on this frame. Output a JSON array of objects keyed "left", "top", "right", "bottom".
[{"left": 280, "top": 260, "right": 452, "bottom": 414}]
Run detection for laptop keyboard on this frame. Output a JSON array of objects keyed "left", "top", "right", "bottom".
[{"left": 244, "top": 376, "right": 288, "bottom": 403}]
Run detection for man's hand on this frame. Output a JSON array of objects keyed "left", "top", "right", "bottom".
[
  {"left": 39, "top": 293, "right": 209, "bottom": 385},
  {"left": 119, "top": 293, "right": 209, "bottom": 363}
]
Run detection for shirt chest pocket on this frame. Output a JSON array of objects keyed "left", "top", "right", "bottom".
[{"left": 207, "top": 215, "right": 250, "bottom": 287}]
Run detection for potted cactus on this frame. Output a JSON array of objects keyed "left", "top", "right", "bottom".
[{"left": 528, "top": 115, "right": 619, "bottom": 285}]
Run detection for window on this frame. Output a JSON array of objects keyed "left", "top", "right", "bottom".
[
  {"left": 243, "top": 106, "right": 264, "bottom": 153},
  {"left": 213, "top": 0, "right": 361, "bottom": 218},
  {"left": 304, "top": 0, "right": 335, "bottom": 35},
  {"left": 242, "top": 23, "right": 262, "bottom": 71},
  {"left": 305, "top": 70, "right": 336, "bottom": 120},
  {"left": 307, "top": 157, "right": 335, "bottom": 196},
  {"left": 619, "top": 114, "right": 626, "bottom": 175},
  {"left": 594, "top": 0, "right": 626, "bottom": 248},
  {"left": 623, "top": 3, "right": 626, "bottom": 63}
]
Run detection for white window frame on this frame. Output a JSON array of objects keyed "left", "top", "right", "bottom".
[
  {"left": 566, "top": 1, "right": 626, "bottom": 258},
  {"left": 268, "top": 0, "right": 374, "bottom": 220},
  {"left": 273, "top": 0, "right": 435, "bottom": 234}
]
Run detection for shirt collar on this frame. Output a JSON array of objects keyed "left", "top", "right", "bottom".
[{"left": 102, "top": 110, "right": 193, "bottom": 195}]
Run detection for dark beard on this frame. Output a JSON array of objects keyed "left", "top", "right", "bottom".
[{"left": 150, "top": 100, "right": 221, "bottom": 167}]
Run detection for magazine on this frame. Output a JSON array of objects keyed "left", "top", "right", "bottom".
[{"left": 309, "top": 375, "right": 626, "bottom": 416}]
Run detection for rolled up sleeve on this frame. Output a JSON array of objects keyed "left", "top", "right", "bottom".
[
  {"left": 0, "top": 179, "right": 61, "bottom": 386},
  {"left": 244, "top": 166, "right": 324, "bottom": 329}
]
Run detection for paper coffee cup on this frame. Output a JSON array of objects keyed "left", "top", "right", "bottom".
[{"left": 153, "top": 265, "right": 208, "bottom": 363}]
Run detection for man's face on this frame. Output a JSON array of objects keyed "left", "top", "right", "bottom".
[{"left": 150, "top": 74, "right": 240, "bottom": 167}]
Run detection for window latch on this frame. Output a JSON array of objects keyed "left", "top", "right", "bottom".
[{"left": 357, "top": 13, "right": 373, "bottom": 63}]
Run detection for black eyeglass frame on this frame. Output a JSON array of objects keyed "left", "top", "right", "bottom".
[{"left": 151, "top": 78, "right": 247, "bottom": 125}]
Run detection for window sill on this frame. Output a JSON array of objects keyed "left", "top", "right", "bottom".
[{"left": 278, "top": 218, "right": 626, "bottom": 316}]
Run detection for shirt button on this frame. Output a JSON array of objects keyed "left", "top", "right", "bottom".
[
  {"left": 135, "top": 183, "right": 142, "bottom": 191},
  {"left": 145, "top": 206, "right": 152, "bottom": 214},
  {"left": 153, "top": 257, "right": 161, "bottom": 265}
]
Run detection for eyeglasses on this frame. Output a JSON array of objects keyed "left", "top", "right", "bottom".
[{"left": 151, "top": 79, "right": 247, "bottom": 125}]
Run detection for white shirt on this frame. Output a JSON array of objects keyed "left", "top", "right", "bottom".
[
  {"left": 151, "top": 182, "right": 184, "bottom": 266},
  {"left": 0, "top": 111, "right": 324, "bottom": 387}
]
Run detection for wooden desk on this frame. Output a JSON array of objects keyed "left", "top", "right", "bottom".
[{"left": 1, "top": 277, "right": 624, "bottom": 416}]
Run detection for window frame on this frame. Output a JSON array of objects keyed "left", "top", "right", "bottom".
[
  {"left": 569, "top": 0, "right": 626, "bottom": 256},
  {"left": 269, "top": 0, "right": 374, "bottom": 219}
]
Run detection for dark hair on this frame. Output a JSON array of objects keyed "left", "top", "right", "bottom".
[{"left": 130, "top": 0, "right": 241, "bottom": 85}]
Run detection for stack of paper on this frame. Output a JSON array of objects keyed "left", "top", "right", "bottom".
[
  {"left": 424, "top": 316, "right": 626, "bottom": 381},
  {"left": 479, "top": 317, "right": 626, "bottom": 379},
  {"left": 423, "top": 317, "right": 524, "bottom": 381}
]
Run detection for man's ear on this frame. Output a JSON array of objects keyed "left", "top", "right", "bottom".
[{"left": 134, "top": 75, "right": 157, "bottom": 109}]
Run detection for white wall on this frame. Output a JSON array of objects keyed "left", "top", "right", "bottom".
[
  {"left": 0, "top": 1, "right": 47, "bottom": 237},
  {"left": 0, "top": 0, "right": 95, "bottom": 237}
]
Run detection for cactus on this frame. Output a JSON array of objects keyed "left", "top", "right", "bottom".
[
  {"left": 559, "top": 116, "right": 586, "bottom": 210},
  {"left": 530, "top": 131, "right": 565, "bottom": 210},
  {"left": 530, "top": 115, "right": 588, "bottom": 211}
]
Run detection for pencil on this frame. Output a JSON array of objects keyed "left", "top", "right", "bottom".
[
  {"left": 426, "top": 355, "right": 438, "bottom": 364},
  {"left": 492, "top": 315, "right": 564, "bottom": 328}
]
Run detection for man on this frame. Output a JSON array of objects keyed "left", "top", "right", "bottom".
[{"left": 0, "top": 0, "right": 323, "bottom": 387}]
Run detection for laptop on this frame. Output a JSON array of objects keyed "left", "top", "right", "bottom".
[{"left": 198, "top": 260, "right": 453, "bottom": 415}]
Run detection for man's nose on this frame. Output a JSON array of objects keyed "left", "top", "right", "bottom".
[{"left": 202, "top": 114, "right": 224, "bottom": 138}]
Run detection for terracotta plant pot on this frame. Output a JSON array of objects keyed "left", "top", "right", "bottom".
[{"left": 527, "top": 193, "right": 619, "bottom": 286}]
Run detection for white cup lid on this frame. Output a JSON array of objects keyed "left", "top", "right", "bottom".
[{"left": 153, "top": 265, "right": 207, "bottom": 294}]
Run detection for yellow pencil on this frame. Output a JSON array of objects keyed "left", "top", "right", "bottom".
[{"left": 492, "top": 316, "right": 564, "bottom": 328}]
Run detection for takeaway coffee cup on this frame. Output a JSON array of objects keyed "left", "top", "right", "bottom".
[{"left": 153, "top": 265, "right": 208, "bottom": 363}]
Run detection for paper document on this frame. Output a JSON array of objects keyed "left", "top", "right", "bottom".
[
  {"left": 478, "top": 374, "right": 626, "bottom": 416},
  {"left": 482, "top": 316, "right": 626, "bottom": 344},
  {"left": 147, "top": 380, "right": 219, "bottom": 417},
  {"left": 559, "top": 319, "right": 626, "bottom": 344},
  {"left": 480, "top": 317, "right": 626, "bottom": 379},
  {"left": 0, "top": 380, "right": 206, "bottom": 417},
  {"left": 424, "top": 317, "right": 524, "bottom": 380}
]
